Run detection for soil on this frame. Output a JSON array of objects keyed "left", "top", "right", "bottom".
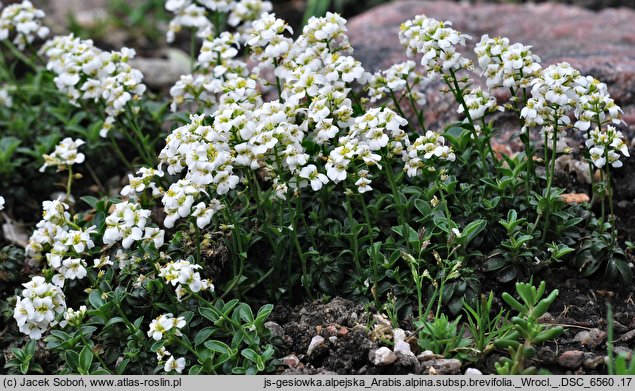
[{"left": 267, "top": 266, "right": 635, "bottom": 375}]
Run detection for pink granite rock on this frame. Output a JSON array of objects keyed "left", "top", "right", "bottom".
[{"left": 348, "top": 0, "right": 635, "bottom": 142}]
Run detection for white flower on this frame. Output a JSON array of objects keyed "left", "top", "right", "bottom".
[
  {"left": 299, "top": 164, "right": 329, "bottom": 191},
  {"left": 164, "top": 356, "right": 186, "bottom": 374},
  {"left": 40, "top": 138, "right": 85, "bottom": 172},
  {"left": 0, "top": 196, "right": 4, "bottom": 211},
  {"left": 61, "top": 258, "right": 87, "bottom": 280}
]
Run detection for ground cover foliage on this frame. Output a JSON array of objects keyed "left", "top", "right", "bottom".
[{"left": 0, "top": 0, "right": 633, "bottom": 375}]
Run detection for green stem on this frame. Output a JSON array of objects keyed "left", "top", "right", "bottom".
[
  {"left": 541, "top": 120, "right": 558, "bottom": 242},
  {"left": 66, "top": 167, "right": 73, "bottom": 199},
  {"left": 447, "top": 69, "right": 488, "bottom": 176},
  {"left": 1, "top": 40, "right": 38, "bottom": 72},
  {"left": 344, "top": 193, "right": 361, "bottom": 274}
]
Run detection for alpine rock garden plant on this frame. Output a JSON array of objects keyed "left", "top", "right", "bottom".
[{"left": 0, "top": 0, "right": 632, "bottom": 375}]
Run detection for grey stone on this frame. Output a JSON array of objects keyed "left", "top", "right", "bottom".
[
  {"left": 574, "top": 328, "right": 607, "bottom": 349},
  {"left": 371, "top": 347, "right": 398, "bottom": 366},
  {"left": 307, "top": 335, "right": 325, "bottom": 356},
  {"left": 558, "top": 350, "right": 585, "bottom": 368}
]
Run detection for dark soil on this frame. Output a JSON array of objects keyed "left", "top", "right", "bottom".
[{"left": 267, "top": 265, "right": 635, "bottom": 375}]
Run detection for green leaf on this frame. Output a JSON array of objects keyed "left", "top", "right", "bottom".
[
  {"left": 460, "top": 219, "right": 486, "bottom": 247},
  {"left": 65, "top": 350, "right": 80, "bottom": 372},
  {"left": 204, "top": 340, "right": 231, "bottom": 355},
  {"left": 502, "top": 292, "right": 527, "bottom": 315},
  {"left": 88, "top": 290, "right": 105, "bottom": 309},
  {"left": 81, "top": 196, "right": 100, "bottom": 209},
  {"left": 194, "top": 327, "right": 216, "bottom": 346},
  {"left": 115, "top": 358, "right": 130, "bottom": 375},
  {"left": 79, "top": 346, "right": 94, "bottom": 373}
]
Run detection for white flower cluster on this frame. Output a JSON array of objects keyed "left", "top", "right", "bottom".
[
  {"left": 586, "top": 125, "right": 630, "bottom": 168},
  {"left": 325, "top": 107, "right": 408, "bottom": 188},
  {"left": 39, "top": 137, "right": 85, "bottom": 172},
  {"left": 25, "top": 200, "right": 96, "bottom": 287},
  {"left": 159, "top": 259, "right": 214, "bottom": 300},
  {"left": 121, "top": 167, "right": 164, "bottom": 198},
  {"left": 399, "top": 15, "right": 471, "bottom": 76},
  {"left": 366, "top": 61, "right": 427, "bottom": 105},
  {"left": 103, "top": 201, "right": 161, "bottom": 249},
  {"left": 574, "top": 76, "right": 623, "bottom": 132},
  {"left": 0, "top": 195, "right": 4, "bottom": 210},
  {"left": 0, "top": 85, "right": 12, "bottom": 108},
  {"left": 170, "top": 32, "right": 250, "bottom": 113},
  {"left": 60, "top": 305, "right": 87, "bottom": 328},
  {"left": 165, "top": 0, "right": 272, "bottom": 43},
  {"left": 301, "top": 12, "right": 352, "bottom": 54},
  {"left": 14, "top": 276, "right": 66, "bottom": 339},
  {"left": 521, "top": 62, "right": 583, "bottom": 128},
  {"left": 0, "top": 0, "right": 49, "bottom": 50},
  {"left": 42, "top": 35, "right": 146, "bottom": 136},
  {"left": 474, "top": 35, "right": 542, "bottom": 91},
  {"left": 156, "top": 12, "right": 457, "bottom": 229},
  {"left": 246, "top": 12, "right": 293, "bottom": 63},
  {"left": 147, "top": 313, "right": 186, "bottom": 341},
  {"left": 404, "top": 130, "right": 456, "bottom": 177},
  {"left": 459, "top": 87, "right": 500, "bottom": 120}
]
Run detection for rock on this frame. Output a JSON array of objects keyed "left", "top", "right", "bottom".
[
  {"left": 417, "top": 350, "right": 444, "bottom": 361},
  {"left": 420, "top": 358, "right": 462, "bottom": 375},
  {"left": 338, "top": 327, "right": 349, "bottom": 338},
  {"left": 264, "top": 321, "right": 285, "bottom": 339},
  {"left": 569, "top": 159, "right": 593, "bottom": 185},
  {"left": 395, "top": 351, "right": 421, "bottom": 373},
  {"left": 574, "top": 328, "right": 607, "bottom": 349},
  {"left": 394, "top": 340, "right": 414, "bottom": 356},
  {"left": 562, "top": 193, "right": 590, "bottom": 204},
  {"left": 329, "top": 336, "right": 338, "bottom": 343},
  {"left": 613, "top": 321, "right": 629, "bottom": 334},
  {"left": 307, "top": 335, "right": 325, "bottom": 356},
  {"left": 326, "top": 325, "right": 338, "bottom": 336},
  {"left": 558, "top": 350, "right": 585, "bottom": 368},
  {"left": 621, "top": 329, "right": 635, "bottom": 342},
  {"left": 371, "top": 347, "right": 398, "bottom": 366},
  {"left": 130, "top": 49, "right": 191, "bottom": 89},
  {"left": 281, "top": 354, "right": 301, "bottom": 368},
  {"left": 393, "top": 328, "right": 407, "bottom": 343},
  {"left": 465, "top": 367, "right": 483, "bottom": 375},
  {"left": 583, "top": 353, "right": 605, "bottom": 369},
  {"left": 348, "top": 0, "right": 635, "bottom": 149}
]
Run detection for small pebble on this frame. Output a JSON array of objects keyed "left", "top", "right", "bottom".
[
  {"left": 465, "top": 368, "right": 483, "bottom": 375},
  {"left": 394, "top": 340, "right": 413, "bottom": 356},
  {"left": 621, "top": 329, "right": 635, "bottom": 342},
  {"left": 281, "top": 354, "right": 300, "bottom": 368},
  {"left": 574, "top": 328, "right": 607, "bottom": 349},
  {"left": 371, "top": 347, "right": 397, "bottom": 366},
  {"left": 559, "top": 350, "right": 584, "bottom": 368},
  {"left": 307, "top": 335, "right": 325, "bottom": 356},
  {"left": 393, "top": 328, "right": 407, "bottom": 343}
]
